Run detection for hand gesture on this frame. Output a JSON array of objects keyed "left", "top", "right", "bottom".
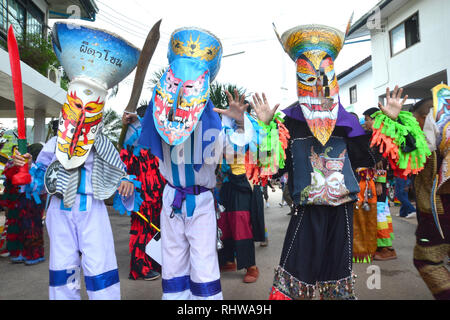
[
  {"left": 379, "top": 86, "right": 408, "bottom": 120},
  {"left": 213, "top": 89, "right": 248, "bottom": 125},
  {"left": 118, "top": 180, "right": 134, "bottom": 198},
  {"left": 249, "top": 93, "right": 280, "bottom": 125},
  {"left": 12, "top": 149, "right": 32, "bottom": 168}
]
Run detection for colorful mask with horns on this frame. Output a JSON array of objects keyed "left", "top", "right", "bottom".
[
  {"left": 276, "top": 22, "right": 350, "bottom": 146},
  {"left": 152, "top": 27, "right": 222, "bottom": 146}
]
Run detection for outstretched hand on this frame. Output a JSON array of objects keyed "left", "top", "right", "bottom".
[
  {"left": 249, "top": 93, "right": 280, "bottom": 125},
  {"left": 379, "top": 86, "right": 408, "bottom": 120},
  {"left": 213, "top": 89, "right": 248, "bottom": 125}
]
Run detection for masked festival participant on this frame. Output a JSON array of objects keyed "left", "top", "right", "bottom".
[
  {"left": 361, "top": 107, "right": 397, "bottom": 262},
  {"left": 119, "top": 105, "right": 166, "bottom": 281},
  {"left": 12, "top": 23, "right": 141, "bottom": 300},
  {"left": 9, "top": 143, "right": 47, "bottom": 266},
  {"left": 412, "top": 85, "right": 450, "bottom": 300},
  {"left": 137, "top": 27, "right": 284, "bottom": 300},
  {"left": 217, "top": 154, "right": 265, "bottom": 283},
  {"left": 0, "top": 146, "right": 21, "bottom": 259},
  {"left": 266, "top": 21, "right": 430, "bottom": 300}
]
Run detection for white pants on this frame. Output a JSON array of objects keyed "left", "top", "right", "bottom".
[
  {"left": 161, "top": 185, "right": 223, "bottom": 300},
  {"left": 46, "top": 195, "right": 120, "bottom": 300}
]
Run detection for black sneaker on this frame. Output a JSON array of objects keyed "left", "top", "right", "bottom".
[{"left": 142, "top": 270, "right": 161, "bottom": 281}]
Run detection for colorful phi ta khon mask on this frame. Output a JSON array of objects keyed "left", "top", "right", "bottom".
[
  {"left": 51, "top": 22, "right": 140, "bottom": 170},
  {"left": 153, "top": 27, "right": 222, "bottom": 146},
  {"left": 276, "top": 20, "right": 352, "bottom": 146},
  {"left": 57, "top": 82, "right": 105, "bottom": 166}
]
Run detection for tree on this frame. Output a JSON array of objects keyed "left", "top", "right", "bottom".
[
  {"left": 146, "top": 67, "right": 167, "bottom": 91},
  {"left": 102, "top": 108, "right": 123, "bottom": 148},
  {"left": 209, "top": 82, "right": 247, "bottom": 110}
]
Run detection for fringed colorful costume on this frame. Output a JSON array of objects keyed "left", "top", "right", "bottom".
[
  {"left": 352, "top": 168, "right": 378, "bottom": 263},
  {"left": 17, "top": 193, "right": 46, "bottom": 263},
  {"left": 13, "top": 143, "right": 47, "bottom": 265},
  {"left": 1, "top": 144, "right": 47, "bottom": 265},
  {"left": 355, "top": 107, "right": 397, "bottom": 262},
  {"left": 370, "top": 111, "right": 431, "bottom": 179},
  {"left": 268, "top": 21, "right": 381, "bottom": 300},
  {"left": 0, "top": 164, "right": 21, "bottom": 257},
  {"left": 119, "top": 116, "right": 165, "bottom": 280},
  {"left": 374, "top": 169, "right": 397, "bottom": 260},
  {"left": 413, "top": 84, "right": 450, "bottom": 300}
]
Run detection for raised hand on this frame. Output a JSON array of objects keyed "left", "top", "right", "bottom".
[
  {"left": 379, "top": 86, "right": 408, "bottom": 120},
  {"left": 249, "top": 93, "right": 280, "bottom": 125},
  {"left": 213, "top": 89, "right": 248, "bottom": 125}
]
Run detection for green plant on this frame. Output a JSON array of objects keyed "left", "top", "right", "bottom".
[
  {"left": 12, "top": 32, "right": 70, "bottom": 91},
  {"left": 209, "top": 82, "right": 247, "bottom": 110},
  {"left": 1, "top": 134, "right": 17, "bottom": 157},
  {"left": 102, "top": 108, "right": 122, "bottom": 147},
  {"left": 146, "top": 67, "right": 167, "bottom": 90},
  {"left": 16, "top": 33, "right": 58, "bottom": 77}
]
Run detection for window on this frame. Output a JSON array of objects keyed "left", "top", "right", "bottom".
[
  {"left": 0, "top": 0, "right": 44, "bottom": 40},
  {"left": 1, "top": 0, "right": 7, "bottom": 32},
  {"left": 390, "top": 12, "right": 420, "bottom": 56},
  {"left": 350, "top": 85, "right": 357, "bottom": 104},
  {"left": 7, "top": 0, "right": 25, "bottom": 37}
]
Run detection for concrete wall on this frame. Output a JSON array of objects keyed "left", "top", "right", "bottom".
[{"left": 370, "top": 0, "right": 450, "bottom": 98}]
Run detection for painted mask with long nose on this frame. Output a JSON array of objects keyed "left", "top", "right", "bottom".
[
  {"left": 152, "top": 27, "right": 222, "bottom": 146},
  {"left": 277, "top": 22, "right": 351, "bottom": 146},
  {"left": 52, "top": 22, "right": 140, "bottom": 170}
]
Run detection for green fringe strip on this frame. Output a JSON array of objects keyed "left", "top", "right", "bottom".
[
  {"left": 372, "top": 111, "right": 431, "bottom": 172},
  {"left": 257, "top": 113, "right": 287, "bottom": 171}
]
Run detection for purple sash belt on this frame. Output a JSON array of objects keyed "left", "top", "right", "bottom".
[{"left": 167, "top": 182, "right": 211, "bottom": 217}]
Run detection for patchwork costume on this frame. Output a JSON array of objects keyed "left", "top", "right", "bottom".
[
  {"left": 1, "top": 144, "right": 46, "bottom": 265},
  {"left": 269, "top": 22, "right": 375, "bottom": 300},
  {"left": 413, "top": 84, "right": 450, "bottom": 300},
  {"left": 267, "top": 20, "right": 430, "bottom": 299},
  {"left": 19, "top": 23, "right": 141, "bottom": 300},
  {"left": 0, "top": 161, "right": 22, "bottom": 258},
  {"left": 138, "top": 27, "right": 277, "bottom": 300},
  {"left": 353, "top": 123, "right": 396, "bottom": 263},
  {"left": 119, "top": 115, "right": 165, "bottom": 280}
]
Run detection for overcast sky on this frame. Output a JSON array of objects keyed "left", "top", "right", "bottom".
[{"left": 51, "top": 0, "right": 379, "bottom": 119}]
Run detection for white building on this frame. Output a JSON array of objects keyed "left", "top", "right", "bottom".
[
  {"left": 0, "top": 0, "right": 98, "bottom": 143},
  {"left": 338, "top": 56, "right": 376, "bottom": 116},
  {"left": 343, "top": 0, "right": 449, "bottom": 114}
]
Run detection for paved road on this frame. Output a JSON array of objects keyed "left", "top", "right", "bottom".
[{"left": 0, "top": 190, "right": 435, "bottom": 300}]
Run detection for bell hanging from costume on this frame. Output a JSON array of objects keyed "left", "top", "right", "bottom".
[
  {"left": 52, "top": 22, "right": 140, "bottom": 170},
  {"left": 152, "top": 27, "right": 223, "bottom": 146}
]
